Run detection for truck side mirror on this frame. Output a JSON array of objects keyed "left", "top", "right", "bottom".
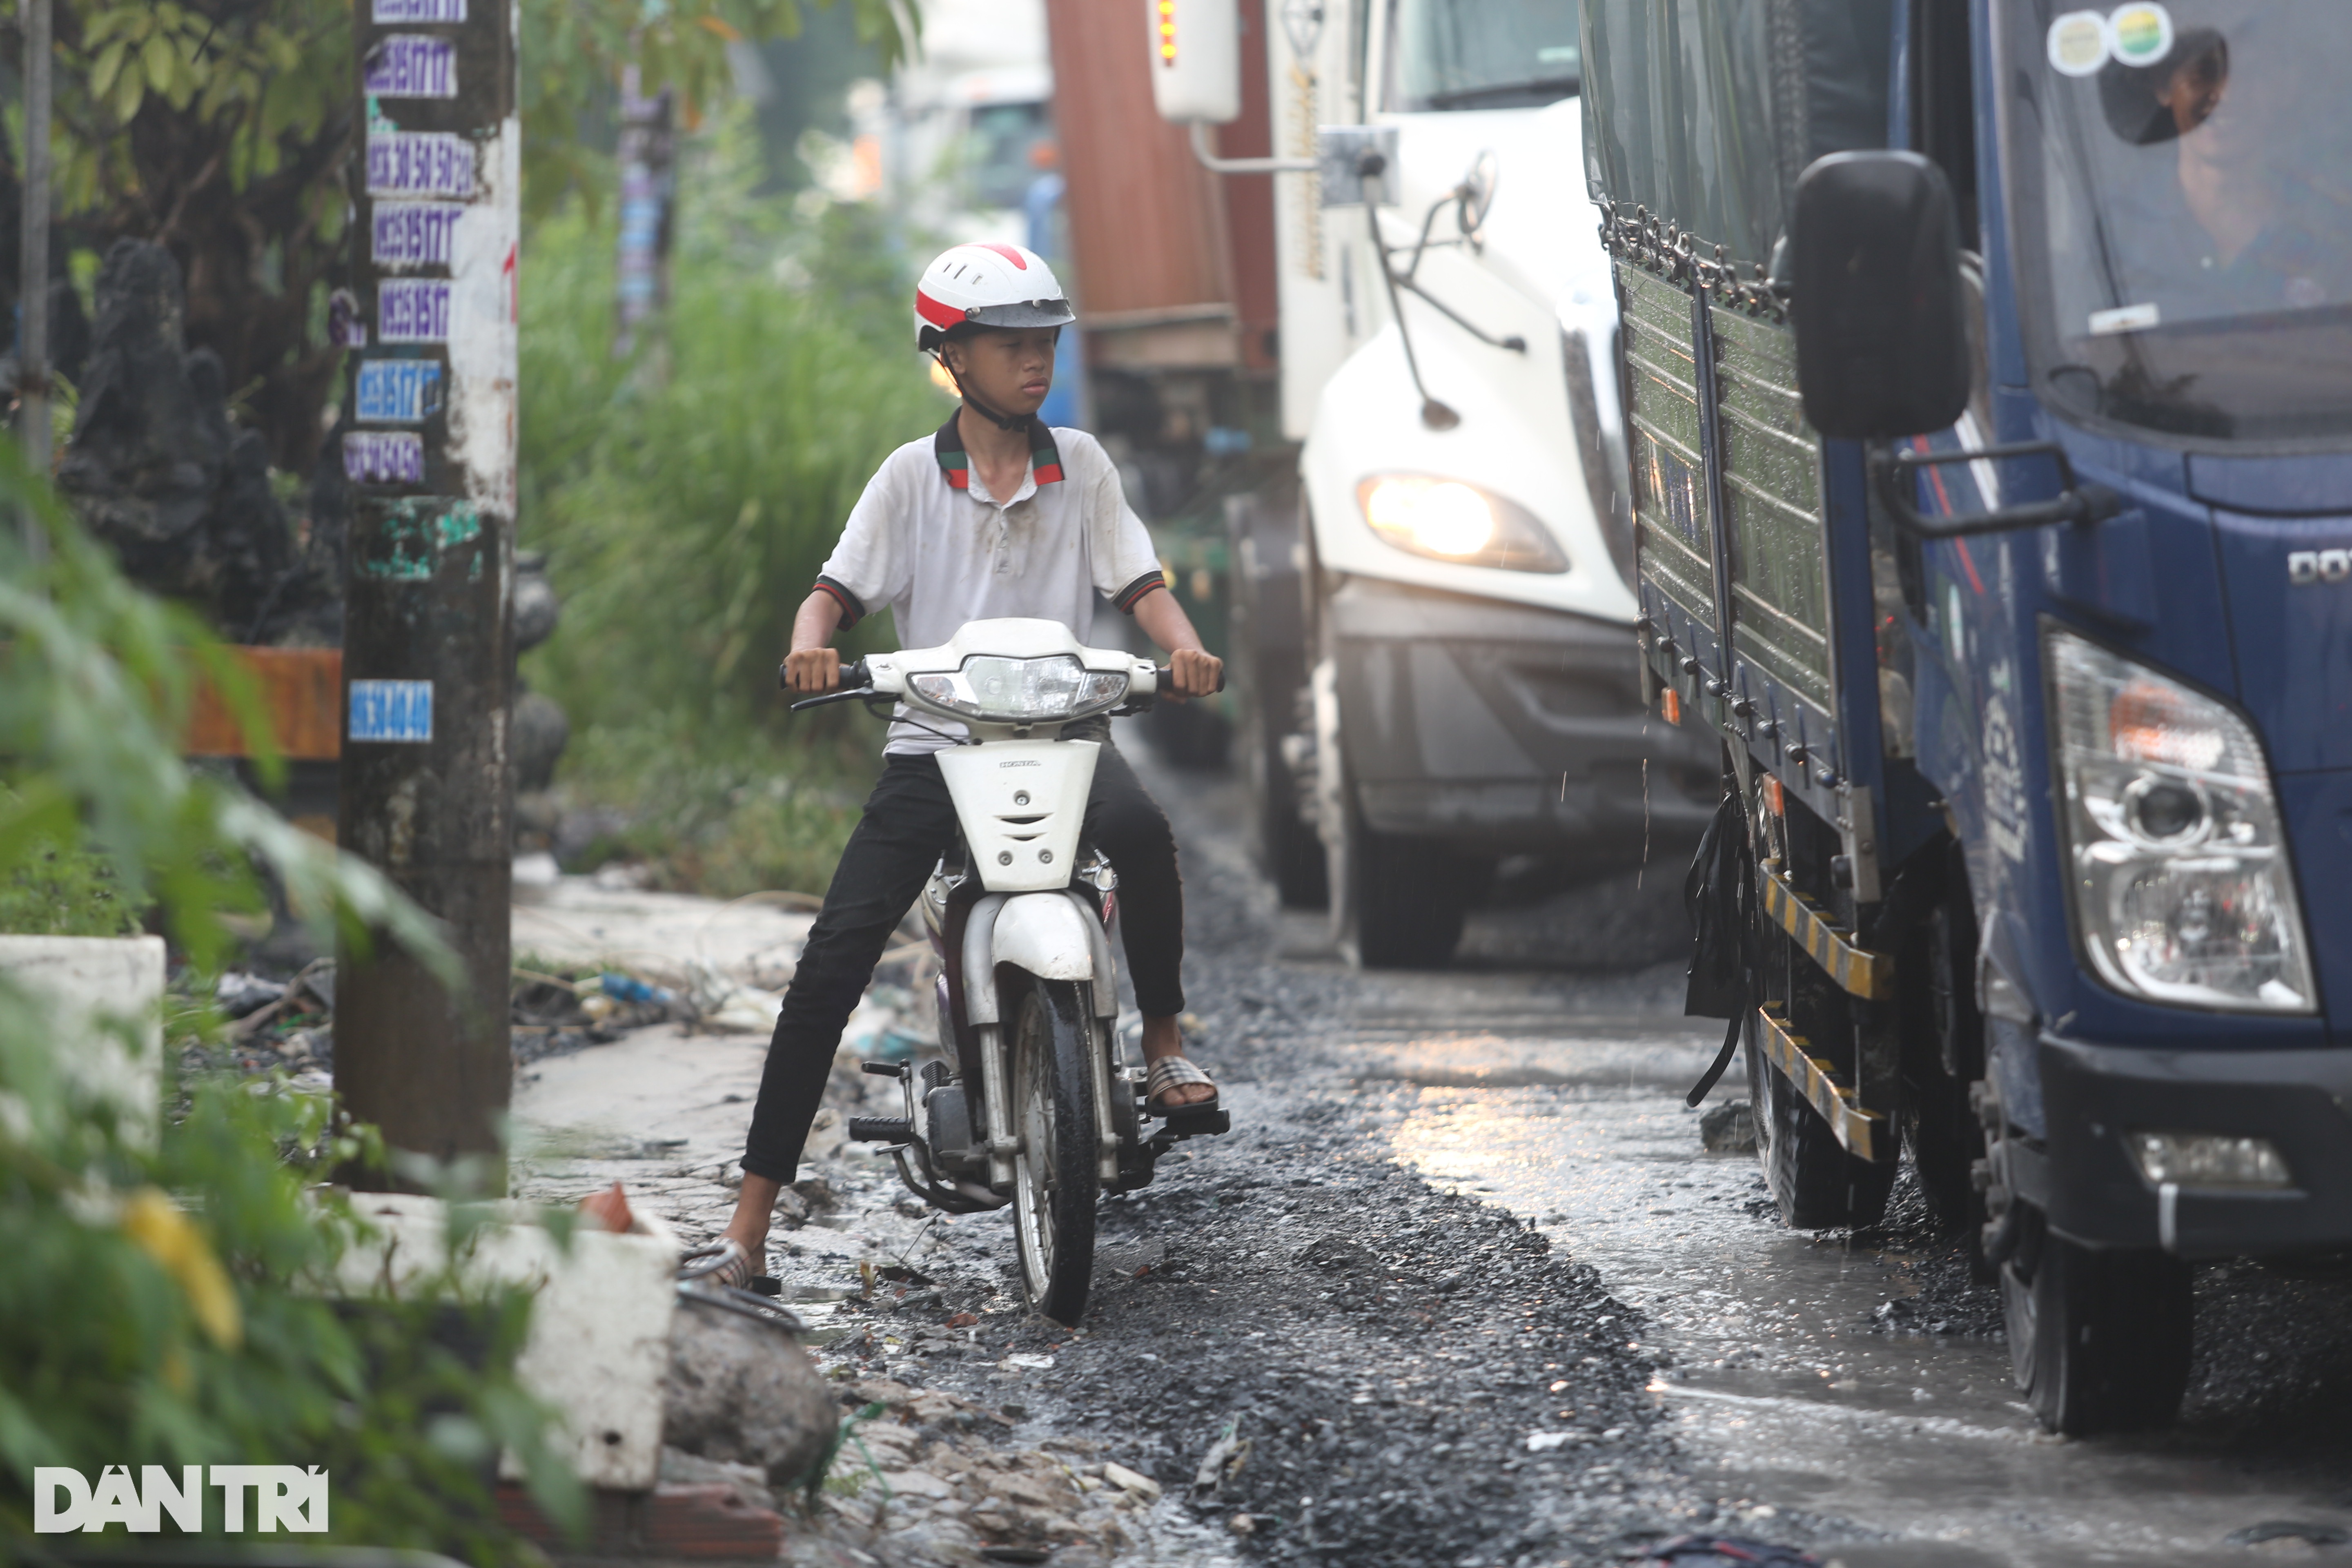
[
  {"left": 1147, "top": 0, "right": 1242, "bottom": 124},
  {"left": 1791, "top": 151, "right": 1969, "bottom": 441}
]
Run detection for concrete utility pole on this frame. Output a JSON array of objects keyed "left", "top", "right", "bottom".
[
  {"left": 18, "top": 0, "right": 50, "bottom": 549},
  {"left": 336, "top": 0, "right": 520, "bottom": 1190}
]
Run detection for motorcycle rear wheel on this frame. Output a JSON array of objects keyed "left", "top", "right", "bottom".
[{"left": 1009, "top": 976, "right": 1099, "bottom": 1325}]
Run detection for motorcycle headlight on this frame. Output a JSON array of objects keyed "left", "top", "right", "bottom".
[
  {"left": 906, "top": 655, "right": 1129, "bottom": 723},
  {"left": 2047, "top": 627, "right": 2314, "bottom": 1013},
  {"left": 1356, "top": 475, "right": 1568, "bottom": 573}
]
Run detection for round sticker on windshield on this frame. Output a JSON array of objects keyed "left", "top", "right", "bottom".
[
  {"left": 2047, "top": 11, "right": 2111, "bottom": 76},
  {"left": 2108, "top": 2, "right": 2174, "bottom": 67}
]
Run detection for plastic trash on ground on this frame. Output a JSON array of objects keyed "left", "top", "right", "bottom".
[{"left": 690, "top": 957, "right": 784, "bottom": 1035}]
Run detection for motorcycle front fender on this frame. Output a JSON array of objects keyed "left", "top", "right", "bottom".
[{"left": 986, "top": 891, "right": 1103, "bottom": 987}]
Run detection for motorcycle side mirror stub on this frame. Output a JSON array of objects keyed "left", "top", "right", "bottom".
[{"left": 1790, "top": 150, "right": 1970, "bottom": 442}]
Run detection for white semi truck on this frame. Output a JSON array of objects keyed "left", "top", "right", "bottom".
[{"left": 1149, "top": 0, "right": 1719, "bottom": 964}]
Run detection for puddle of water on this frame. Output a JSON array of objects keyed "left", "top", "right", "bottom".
[{"left": 1380, "top": 1071, "right": 2352, "bottom": 1566}]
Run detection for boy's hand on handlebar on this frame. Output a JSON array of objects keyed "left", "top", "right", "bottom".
[
  {"left": 1166, "top": 648, "right": 1224, "bottom": 702},
  {"left": 784, "top": 648, "right": 842, "bottom": 694}
]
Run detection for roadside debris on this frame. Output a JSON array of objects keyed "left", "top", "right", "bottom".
[
  {"left": 1099, "top": 1462, "right": 1160, "bottom": 1503},
  {"left": 813, "top": 1379, "right": 1144, "bottom": 1558},
  {"left": 1699, "top": 1100, "right": 1757, "bottom": 1154},
  {"left": 663, "top": 1283, "right": 840, "bottom": 1491},
  {"left": 1190, "top": 1419, "right": 1250, "bottom": 1500},
  {"left": 214, "top": 970, "right": 285, "bottom": 1019},
  {"left": 579, "top": 1180, "right": 635, "bottom": 1232},
  {"left": 692, "top": 956, "right": 786, "bottom": 1034}
]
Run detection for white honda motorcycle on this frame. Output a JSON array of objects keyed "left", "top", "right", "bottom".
[{"left": 785, "top": 618, "right": 1228, "bottom": 1324}]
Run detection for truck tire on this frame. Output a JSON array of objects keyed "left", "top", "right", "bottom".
[
  {"left": 1904, "top": 892, "right": 1987, "bottom": 1249},
  {"left": 1244, "top": 688, "right": 1327, "bottom": 907},
  {"left": 1332, "top": 783, "right": 1473, "bottom": 969},
  {"left": 2002, "top": 1204, "right": 2193, "bottom": 1435},
  {"left": 1229, "top": 491, "right": 1325, "bottom": 907},
  {"left": 1746, "top": 1016, "right": 1898, "bottom": 1229}
]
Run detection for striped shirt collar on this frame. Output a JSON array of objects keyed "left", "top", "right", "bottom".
[{"left": 933, "top": 412, "right": 1065, "bottom": 494}]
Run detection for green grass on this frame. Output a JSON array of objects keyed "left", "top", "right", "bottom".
[
  {"left": 550, "top": 725, "right": 869, "bottom": 900},
  {"left": 519, "top": 107, "right": 951, "bottom": 894}
]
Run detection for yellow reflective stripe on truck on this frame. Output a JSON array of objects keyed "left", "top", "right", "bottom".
[
  {"left": 1755, "top": 1007, "right": 1885, "bottom": 1161},
  {"left": 1760, "top": 858, "right": 1895, "bottom": 1000}
]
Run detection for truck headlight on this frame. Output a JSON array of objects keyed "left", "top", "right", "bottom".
[
  {"left": 2047, "top": 627, "right": 2314, "bottom": 1013},
  {"left": 1356, "top": 475, "right": 1567, "bottom": 573}
]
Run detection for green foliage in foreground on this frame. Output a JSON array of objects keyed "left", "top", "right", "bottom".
[
  {"left": 0, "top": 445, "right": 448, "bottom": 973},
  {"left": 0, "top": 1073, "right": 583, "bottom": 1561},
  {"left": 0, "top": 450, "right": 579, "bottom": 1557},
  {"left": 0, "top": 817, "right": 143, "bottom": 937},
  {"left": 521, "top": 108, "right": 952, "bottom": 891}
]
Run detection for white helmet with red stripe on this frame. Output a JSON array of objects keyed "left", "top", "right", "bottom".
[{"left": 913, "top": 242, "right": 1076, "bottom": 352}]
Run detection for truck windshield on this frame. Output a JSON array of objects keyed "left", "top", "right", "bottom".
[
  {"left": 1387, "top": 0, "right": 1581, "bottom": 112},
  {"left": 2002, "top": 1, "right": 2352, "bottom": 443}
]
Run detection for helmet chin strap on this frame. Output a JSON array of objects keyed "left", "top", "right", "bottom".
[{"left": 933, "top": 350, "right": 1034, "bottom": 433}]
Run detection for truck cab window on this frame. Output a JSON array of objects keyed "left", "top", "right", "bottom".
[
  {"left": 2004, "top": 0, "right": 2352, "bottom": 441},
  {"left": 1384, "top": 0, "right": 1581, "bottom": 113}
]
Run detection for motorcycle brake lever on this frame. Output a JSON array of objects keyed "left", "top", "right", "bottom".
[{"left": 788, "top": 686, "right": 878, "bottom": 713}]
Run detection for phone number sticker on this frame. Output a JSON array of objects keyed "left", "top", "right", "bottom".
[
  {"left": 364, "top": 35, "right": 457, "bottom": 98},
  {"left": 349, "top": 680, "right": 434, "bottom": 744},
  {"left": 378, "top": 280, "right": 452, "bottom": 343},
  {"left": 343, "top": 431, "right": 425, "bottom": 486},
  {"left": 354, "top": 360, "right": 444, "bottom": 424},
  {"left": 366, "top": 132, "right": 475, "bottom": 199}
]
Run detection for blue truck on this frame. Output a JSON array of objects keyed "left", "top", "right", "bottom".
[{"left": 1581, "top": 0, "right": 2352, "bottom": 1433}]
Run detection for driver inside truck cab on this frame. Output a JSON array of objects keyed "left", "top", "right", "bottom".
[{"left": 2096, "top": 16, "right": 2352, "bottom": 316}]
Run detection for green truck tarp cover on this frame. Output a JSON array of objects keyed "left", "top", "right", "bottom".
[{"left": 1580, "top": 0, "right": 1895, "bottom": 268}]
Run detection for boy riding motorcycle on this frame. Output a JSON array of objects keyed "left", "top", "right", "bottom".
[{"left": 711, "top": 243, "right": 1224, "bottom": 1287}]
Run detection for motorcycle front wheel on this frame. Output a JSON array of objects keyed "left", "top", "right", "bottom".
[{"left": 1009, "top": 975, "right": 1099, "bottom": 1325}]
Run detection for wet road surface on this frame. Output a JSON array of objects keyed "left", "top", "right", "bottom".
[
  {"left": 1151, "top": 738, "right": 2352, "bottom": 1566},
  {"left": 517, "top": 728, "right": 2352, "bottom": 1566}
]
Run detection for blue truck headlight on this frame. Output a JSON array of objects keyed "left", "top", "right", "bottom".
[
  {"left": 1356, "top": 475, "right": 1568, "bottom": 573},
  {"left": 2047, "top": 627, "right": 2315, "bottom": 1013}
]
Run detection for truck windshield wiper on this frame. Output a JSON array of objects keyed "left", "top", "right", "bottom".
[{"left": 1419, "top": 75, "right": 1578, "bottom": 109}]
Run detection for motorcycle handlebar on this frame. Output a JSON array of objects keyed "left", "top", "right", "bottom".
[
  {"left": 1150, "top": 664, "right": 1227, "bottom": 695},
  {"left": 787, "top": 658, "right": 1222, "bottom": 716},
  {"left": 782, "top": 656, "right": 872, "bottom": 712}
]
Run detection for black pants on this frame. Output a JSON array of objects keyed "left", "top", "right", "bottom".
[{"left": 740, "top": 736, "right": 1183, "bottom": 1182}]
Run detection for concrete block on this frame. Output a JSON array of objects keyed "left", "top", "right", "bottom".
[
  {"left": 334, "top": 1192, "right": 680, "bottom": 1489},
  {"left": 0, "top": 935, "right": 167, "bottom": 1142}
]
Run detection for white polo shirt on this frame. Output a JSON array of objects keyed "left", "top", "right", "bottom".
[{"left": 814, "top": 415, "right": 1167, "bottom": 755}]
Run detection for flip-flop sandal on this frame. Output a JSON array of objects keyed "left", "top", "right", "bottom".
[
  {"left": 1146, "top": 1055, "right": 1220, "bottom": 1115},
  {"left": 679, "top": 1236, "right": 756, "bottom": 1289}
]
